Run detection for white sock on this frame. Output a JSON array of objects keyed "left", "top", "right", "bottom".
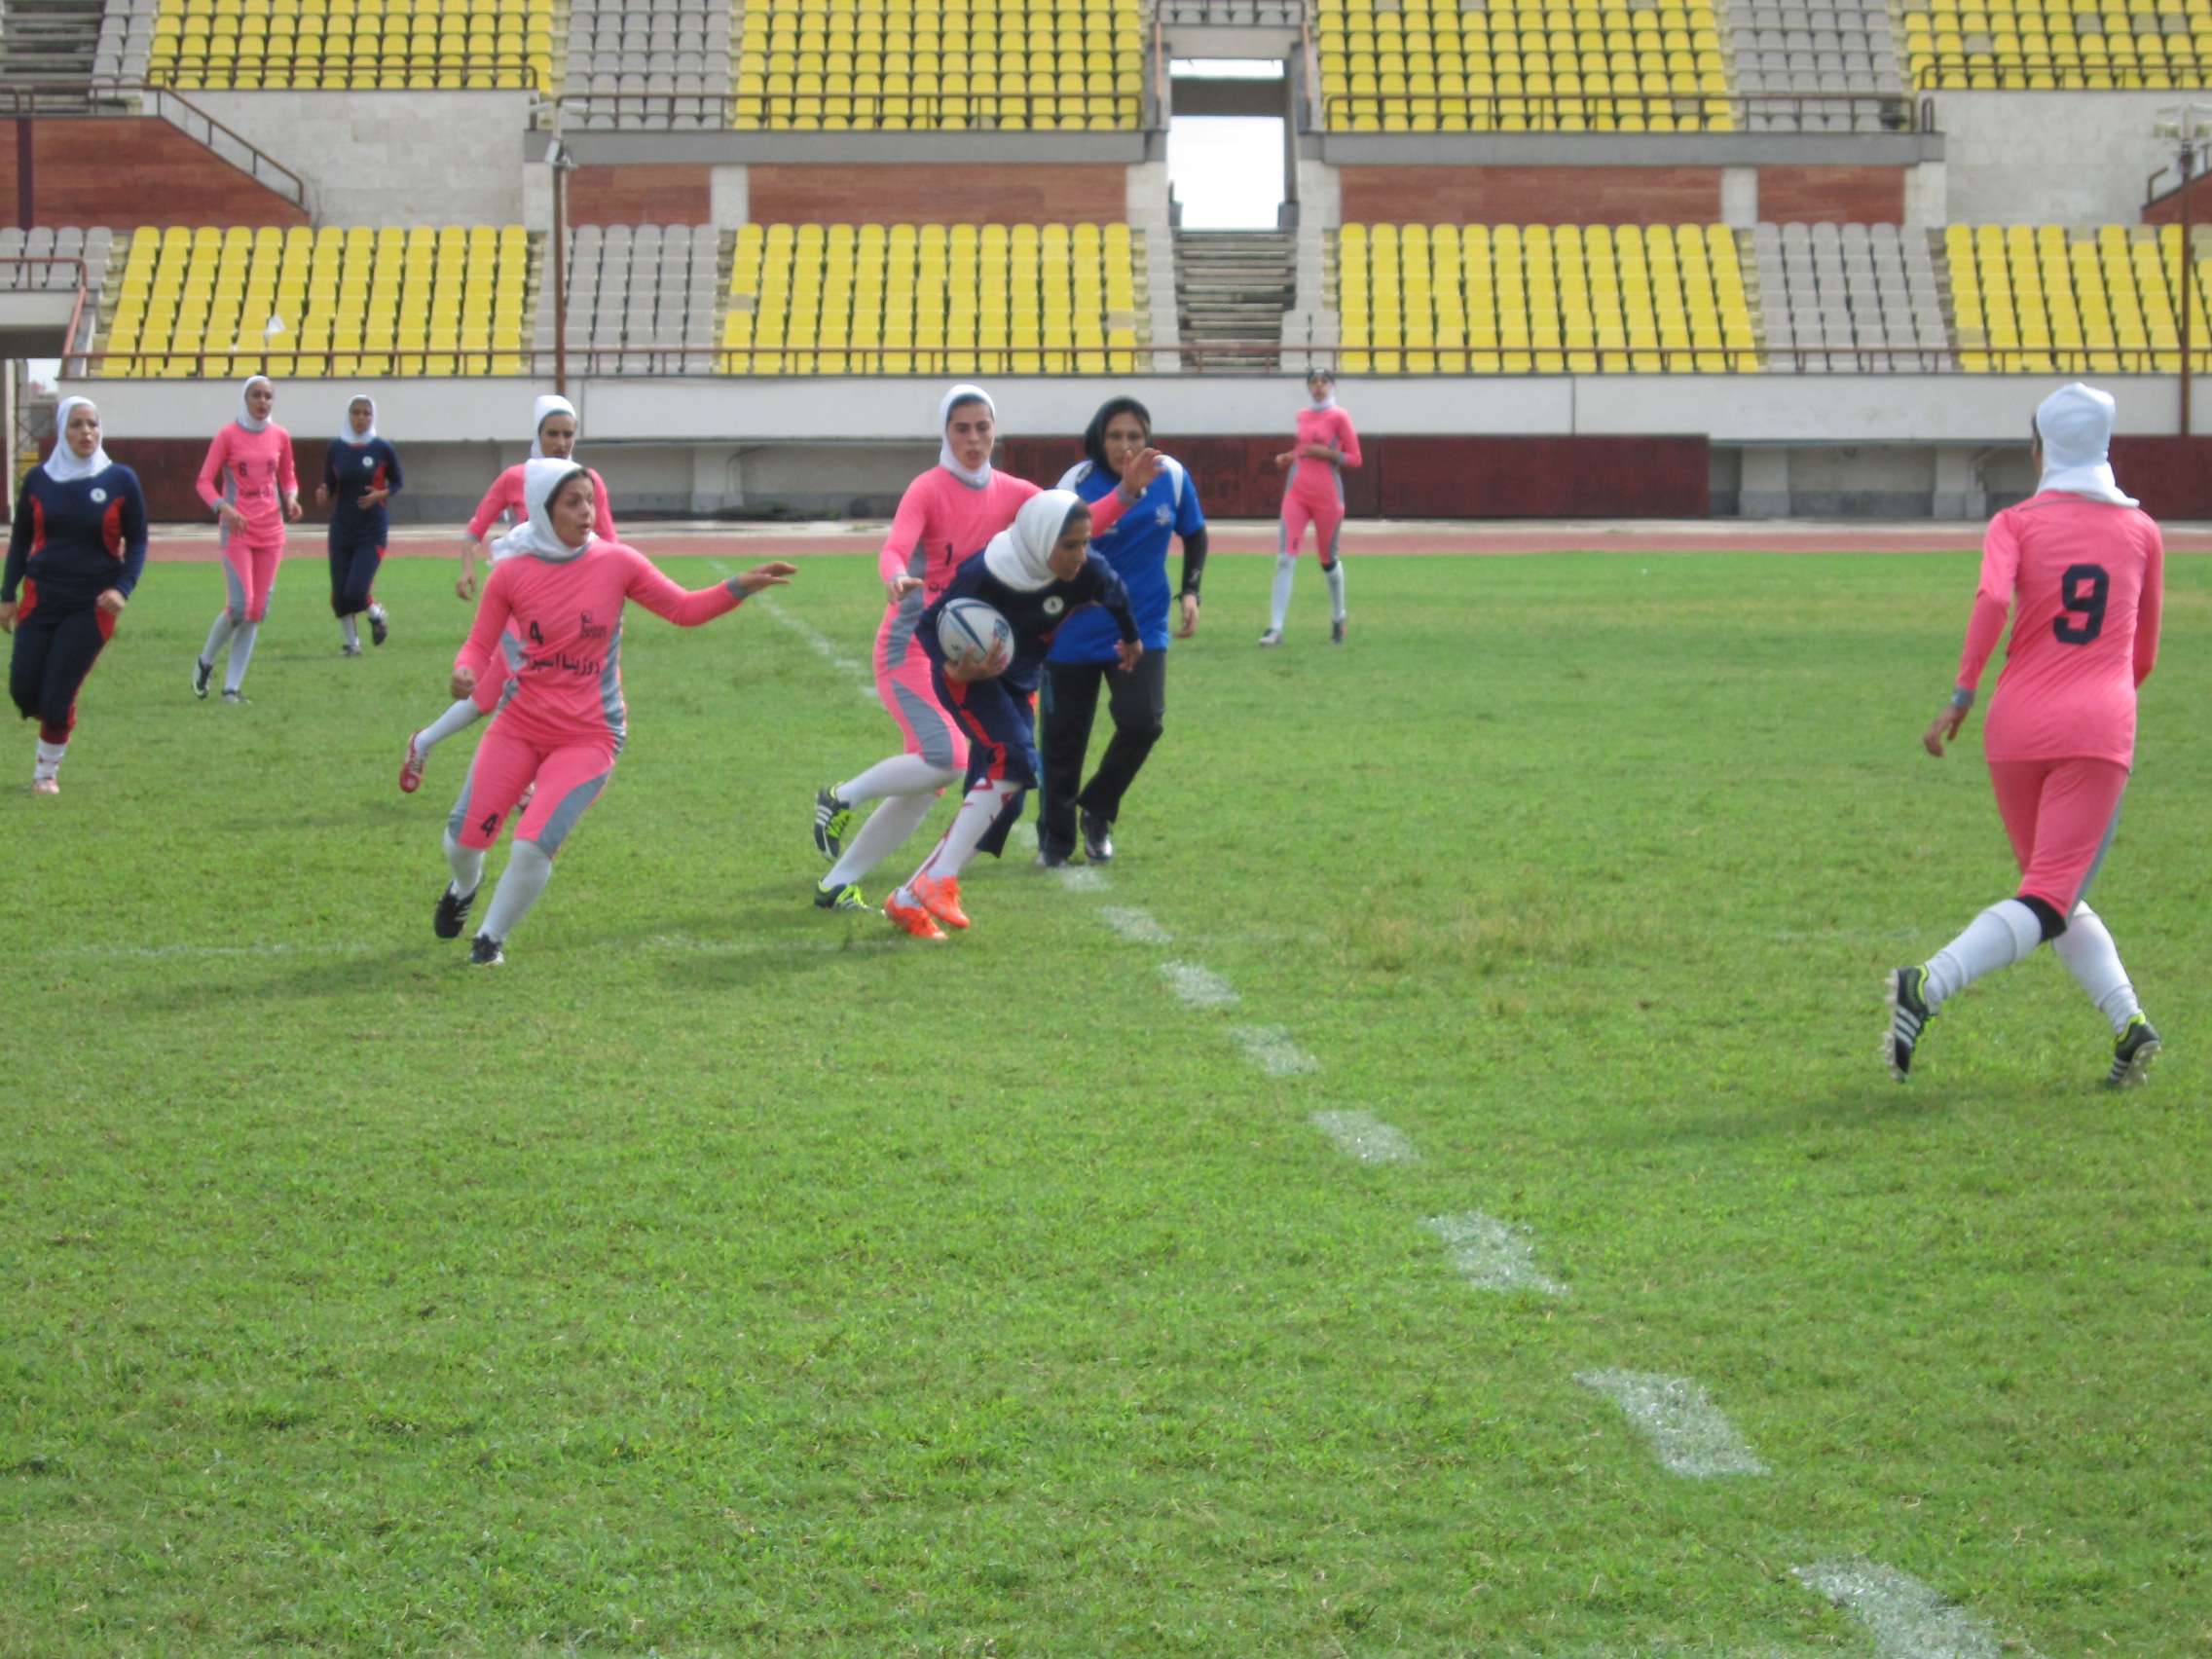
[
  {"left": 914, "top": 778, "right": 1020, "bottom": 883},
  {"left": 827, "top": 790, "right": 939, "bottom": 886},
  {"left": 33, "top": 738, "right": 65, "bottom": 781},
  {"left": 1324, "top": 560, "right": 1346, "bottom": 622},
  {"left": 2052, "top": 903, "right": 2142, "bottom": 1034},
  {"left": 224, "top": 620, "right": 259, "bottom": 693},
  {"left": 201, "top": 610, "right": 237, "bottom": 667},
  {"left": 367, "top": 603, "right": 387, "bottom": 623},
  {"left": 838, "top": 753, "right": 954, "bottom": 805},
  {"left": 416, "top": 696, "right": 485, "bottom": 756},
  {"left": 443, "top": 828, "right": 484, "bottom": 899},
  {"left": 1924, "top": 899, "right": 2044, "bottom": 1008},
  {"left": 341, "top": 615, "right": 360, "bottom": 648},
  {"left": 1270, "top": 554, "right": 1296, "bottom": 632},
  {"left": 482, "top": 838, "right": 554, "bottom": 941}
]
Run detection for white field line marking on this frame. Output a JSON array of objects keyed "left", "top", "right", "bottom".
[
  {"left": 1099, "top": 906, "right": 1171, "bottom": 944},
  {"left": 1056, "top": 866, "right": 1111, "bottom": 893},
  {"left": 1161, "top": 962, "right": 1239, "bottom": 1008},
  {"left": 1423, "top": 1212, "right": 1564, "bottom": 1294},
  {"left": 707, "top": 565, "right": 877, "bottom": 702},
  {"left": 1228, "top": 1024, "right": 1319, "bottom": 1076},
  {"left": 1793, "top": 1561, "right": 2035, "bottom": 1659},
  {"left": 1310, "top": 1110, "right": 1418, "bottom": 1164},
  {"left": 1575, "top": 1371, "right": 1768, "bottom": 1478},
  {"left": 1014, "top": 821, "right": 1039, "bottom": 850}
]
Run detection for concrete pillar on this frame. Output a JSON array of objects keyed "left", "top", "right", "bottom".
[
  {"left": 711, "top": 164, "right": 751, "bottom": 229},
  {"left": 522, "top": 161, "right": 554, "bottom": 233},
  {"left": 690, "top": 444, "right": 742, "bottom": 513},
  {"left": 1124, "top": 158, "right": 1171, "bottom": 232},
  {"left": 1740, "top": 445, "right": 1790, "bottom": 517},
  {"left": 1297, "top": 154, "right": 1342, "bottom": 230},
  {"left": 1932, "top": 444, "right": 1982, "bottom": 519},
  {"left": 1903, "top": 160, "right": 1947, "bottom": 228},
  {"left": 1721, "top": 165, "right": 1758, "bottom": 228}
]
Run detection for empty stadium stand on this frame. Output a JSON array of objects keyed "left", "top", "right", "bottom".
[
  {"left": 563, "top": 0, "right": 734, "bottom": 126},
  {"left": 540, "top": 222, "right": 725, "bottom": 368},
  {"left": 1753, "top": 219, "right": 1949, "bottom": 366},
  {"left": 1726, "top": 0, "right": 1905, "bottom": 128},
  {"left": 1898, "top": 0, "right": 2212, "bottom": 88},
  {"left": 1944, "top": 221, "right": 2212, "bottom": 370},
  {"left": 133, "top": 0, "right": 554, "bottom": 89}
]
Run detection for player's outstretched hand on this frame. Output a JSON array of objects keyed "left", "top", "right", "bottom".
[
  {"left": 1119, "top": 446, "right": 1163, "bottom": 498},
  {"left": 450, "top": 666, "right": 478, "bottom": 701},
  {"left": 1115, "top": 639, "right": 1145, "bottom": 673},
  {"left": 886, "top": 573, "right": 924, "bottom": 605},
  {"left": 1922, "top": 704, "right": 1968, "bottom": 756},
  {"left": 735, "top": 561, "right": 798, "bottom": 596}
]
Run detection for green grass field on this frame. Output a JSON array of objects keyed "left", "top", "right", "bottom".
[{"left": 3, "top": 544, "right": 2208, "bottom": 1658}]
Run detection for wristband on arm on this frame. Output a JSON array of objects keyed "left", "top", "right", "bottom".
[{"left": 1948, "top": 686, "right": 1974, "bottom": 710}]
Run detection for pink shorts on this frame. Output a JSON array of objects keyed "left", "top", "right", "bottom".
[
  {"left": 1988, "top": 756, "right": 2129, "bottom": 914},
  {"left": 874, "top": 597, "right": 968, "bottom": 772},
  {"left": 1281, "top": 489, "right": 1345, "bottom": 566},
  {"left": 220, "top": 535, "right": 284, "bottom": 623},
  {"left": 448, "top": 719, "right": 616, "bottom": 856}
]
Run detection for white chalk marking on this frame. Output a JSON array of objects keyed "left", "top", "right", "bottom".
[
  {"left": 705, "top": 567, "right": 875, "bottom": 703},
  {"left": 1310, "top": 1110, "right": 1418, "bottom": 1164},
  {"left": 1574, "top": 1371, "right": 1768, "bottom": 1478},
  {"left": 1056, "top": 866, "right": 1111, "bottom": 893},
  {"left": 1793, "top": 1561, "right": 2034, "bottom": 1659},
  {"left": 1161, "top": 962, "right": 1240, "bottom": 1009},
  {"left": 40, "top": 940, "right": 366, "bottom": 963},
  {"left": 33, "top": 934, "right": 898, "bottom": 966},
  {"left": 1014, "top": 821, "right": 1039, "bottom": 850},
  {"left": 1228, "top": 1024, "right": 1318, "bottom": 1076},
  {"left": 1422, "top": 1212, "right": 1563, "bottom": 1295},
  {"left": 1098, "top": 906, "right": 1171, "bottom": 944}
]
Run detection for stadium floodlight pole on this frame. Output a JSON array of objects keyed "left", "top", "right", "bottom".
[
  {"left": 2155, "top": 103, "right": 2212, "bottom": 436},
  {"left": 548, "top": 132, "right": 571, "bottom": 396}
]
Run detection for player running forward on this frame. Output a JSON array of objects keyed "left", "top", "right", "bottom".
[
  {"left": 192, "top": 374, "right": 301, "bottom": 703},
  {"left": 808, "top": 382, "right": 1157, "bottom": 909},
  {"left": 317, "top": 393, "right": 401, "bottom": 656},
  {"left": 1039, "top": 394, "right": 1207, "bottom": 866},
  {"left": 399, "top": 394, "right": 617, "bottom": 792},
  {"left": 0, "top": 396, "right": 148, "bottom": 793},
  {"left": 433, "top": 458, "right": 793, "bottom": 966},
  {"left": 1888, "top": 383, "right": 2164, "bottom": 1088},
  {"left": 885, "top": 489, "right": 1140, "bottom": 940},
  {"left": 1265, "top": 368, "right": 1360, "bottom": 647}
]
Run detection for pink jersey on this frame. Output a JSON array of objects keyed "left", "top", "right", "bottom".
[
  {"left": 197, "top": 422, "right": 298, "bottom": 534},
  {"left": 878, "top": 464, "right": 1131, "bottom": 602},
  {"left": 468, "top": 462, "right": 618, "bottom": 546},
  {"left": 1286, "top": 406, "right": 1361, "bottom": 502},
  {"left": 457, "top": 540, "right": 742, "bottom": 748},
  {"left": 1958, "top": 490, "right": 2164, "bottom": 767}
]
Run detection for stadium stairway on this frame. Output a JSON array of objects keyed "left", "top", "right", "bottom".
[
  {"left": 2, "top": 0, "right": 106, "bottom": 103},
  {"left": 1174, "top": 227, "right": 1295, "bottom": 371}
]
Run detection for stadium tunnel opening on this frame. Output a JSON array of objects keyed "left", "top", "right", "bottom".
[{"left": 1167, "top": 58, "right": 1294, "bottom": 229}]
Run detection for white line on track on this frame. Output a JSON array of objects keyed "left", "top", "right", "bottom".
[
  {"left": 1056, "top": 866, "right": 1111, "bottom": 893},
  {"left": 1161, "top": 962, "right": 1240, "bottom": 1008},
  {"left": 1574, "top": 1371, "right": 1768, "bottom": 1478},
  {"left": 1098, "top": 906, "right": 1171, "bottom": 944},
  {"left": 706, "top": 566, "right": 876, "bottom": 702},
  {"left": 1310, "top": 1110, "right": 1418, "bottom": 1163},
  {"left": 1228, "top": 1024, "right": 1319, "bottom": 1076},
  {"left": 1422, "top": 1212, "right": 1564, "bottom": 1295},
  {"left": 1793, "top": 1561, "right": 2033, "bottom": 1659}
]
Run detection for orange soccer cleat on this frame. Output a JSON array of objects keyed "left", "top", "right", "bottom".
[
  {"left": 885, "top": 887, "right": 948, "bottom": 940},
  {"left": 910, "top": 873, "right": 971, "bottom": 930}
]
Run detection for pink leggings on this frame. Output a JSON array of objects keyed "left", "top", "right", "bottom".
[
  {"left": 1989, "top": 756, "right": 2129, "bottom": 914},
  {"left": 449, "top": 721, "right": 616, "bottom": 856},
  {"left": 1281, "top": 491, "right": 1345, "bottom": 567},
  {"left": 220, "top": 535, "right": 283, "bottom": 622}
]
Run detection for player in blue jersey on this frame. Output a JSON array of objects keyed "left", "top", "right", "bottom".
[
  {"left": 1041, "top": 395, "right": 1206, "bottom": 866},
  {"left": 316, "top": 392, "right": 402, "bottom": 656},
  {"left": 0, "top": 396, "right": 148, "bottom": 793},
  {"left": 885, "top": 489, "right": 1140, "bottom": 940}
]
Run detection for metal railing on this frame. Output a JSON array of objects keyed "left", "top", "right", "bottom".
[
  {"left": 138, "top": 56, "right": 541, "bottom": 93},
  {"left": 1906, "top": 53, "right": 2199, "bottom": 89},
  {"left": 0, "top": 255, "right": 91, "bottom": 354},
  {"left": 0, "top": 83, "right": 308, "bottom": 210},
  {"left": 548, "top": 87, "right": 1145, "bottom": 129},
  {"left": 1316, "top": 89, "right": 1925, "bottom": 131}
]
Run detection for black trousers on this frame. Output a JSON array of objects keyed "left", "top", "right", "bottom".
[
  {"left": 328, "top": 526, "right": 385, "bottom": 617},
  {"left": 1037, "top": 648, "right": 1168, "bottom": 857},
  {"left": 10, "top": 588, "right": 113, "bottom": 742}
]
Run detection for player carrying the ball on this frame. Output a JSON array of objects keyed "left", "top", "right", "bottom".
[
  {"left": 884, "top": 489, "right": 1140, "bottom": 940},
  {"left": 1887, "top": 383, "right": 2163, "bottom": 1088}
]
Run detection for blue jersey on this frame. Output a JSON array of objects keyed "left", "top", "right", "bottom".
[
  {"left": 921, "top": 548, "right": 1137, "bottom": 695},
  {"left": 3, "top": 464, "right": 149, "bottom": 605},
  {"left": 323, "top": 436, "right": 402, "bottom": 538},
  {"left": 1050, "top": 456, "right": 1205, "bottom": 661}
]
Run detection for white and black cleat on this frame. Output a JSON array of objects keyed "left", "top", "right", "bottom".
[
  {"left": 1258, "top": 629, "right": 1283, "bottom": 647},
  {"left": 1081, "top": 808, "right": 1114, "bottom": 864},
  {"left": 1885, "top": 965, "right": 1933, "bottom": 1081},
  {"left": 434, "top": 882, "right": 478, "bottom": 940},
  {"left": 468, "top": 934, "right": 505, "bottom": 967},
  {"left": 192, "top": 657, "right": 212, "bottom": 699},
  {"left": 368, "top": 604, "right": 388, "bottom": 646},
  {"left": 813, "top": 784, "right": 854, "bottom": 860},
  {"left": 2107, "top": 1014, "right": 2161, "bottom": 1088}
]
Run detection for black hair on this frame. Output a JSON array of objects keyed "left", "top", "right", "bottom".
[
  {"left": 1057, "top": 500, "right": 1093, "bottom": 544},
  {"left": 1083, "top": 395, "right": 1152, "bottom": 472},
  {"left": 1309, "top": 367, "right": 1336, "bottom": 384}
]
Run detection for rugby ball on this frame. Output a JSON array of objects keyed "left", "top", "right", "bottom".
[{"left": 938, "top": 598, "right": 1014, "bottom": 673}]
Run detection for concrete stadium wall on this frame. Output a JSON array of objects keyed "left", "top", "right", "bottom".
[
  {"left": 1933, "top": 90, "right": 2182, "bottom": 226},
  {"left": 1339, "top": 164, "right": 1912, "bottom": 225},
  {"left": 568, "top": 165, "right": 716, "bottom": 225}
]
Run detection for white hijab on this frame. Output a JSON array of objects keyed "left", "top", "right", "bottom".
[
  {"left": 2035, "top": 383, "right": 2137, "bottom": 507},
  {"left": 530, "top": 393, "right": 577, "bottom": 460},
  {"left": 491, "top": 458, "right": 595, "bottom": 563},
  {"left": 938, "top": 383, "right": 996, "bottom": 489},
  {"left": 982, "top": 488, "right": 1086, "bottom": 593},
  {"left": 238, "top": 374, "right": 275, "bottom": 433},
  {"left": 337, "top": 393, "right": 377, "bottom": 446},
  {"left": 44, "top": 396, "right": 111, "bottom": 483},
  {"left": 1307, "top": 377, "right": 1338, "bottom": 412}
]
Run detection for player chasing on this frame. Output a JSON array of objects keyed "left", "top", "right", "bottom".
[
  {"left": 1265, "top": 368, "right": 1360, "bottom": 647},
  {"left": 1040, "top": 394, "right": 1207, "bottom": 866},
  {"left": 808, "top": 382, "right": 1157, "bottom": 910},
  {"left": 883, "top": 489, "right": 1140, "bottom": 940},
  {"left": 432, "top": 458, "right": 793, "bottom": 966},
  {"left": 0, "top": 396, "right": 148, "bottom": 793},
  {"left": 317, "top": 393, "right": 400, "bottom": 656},
  {"left": 192, "top": 374, "right": 301, "bottom": 704},
  {"left": 1887, "top": 384, "right": 2163, "bottom": 1088}
]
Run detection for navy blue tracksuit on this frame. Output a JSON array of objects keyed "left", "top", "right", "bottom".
[
  {"left": 4, "top": 464, "right": 149, "bottom": 742},
  {"left": 323, "top": 436, "right": 402, "bottom": 617}
]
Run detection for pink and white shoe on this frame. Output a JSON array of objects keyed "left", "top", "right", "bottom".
[
  {"left": 399, "top": 731, "right": 426, "bottom": 793},
  {"left": 30, "top": 776, "right": 57, "bottom": 794}
]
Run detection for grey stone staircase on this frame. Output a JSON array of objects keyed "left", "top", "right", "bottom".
[
  {"left": 0, "top": 0, "right": 105, "bottom": 104},
  {"left": 1173, "top": 229, "right": 1296, "bottom": 372}
]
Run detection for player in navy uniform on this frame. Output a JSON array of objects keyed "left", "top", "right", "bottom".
[
  {"left": 0, "top": 396, "right": 149, "bottom": 793},
  {"left": 885, "top": 489, "right": 1141, "bottom": 940},
  {"left": 317, "top": 392, "right": 402, "bottom": 655},
  {"left": 1041, "top": 395, "right": 1207, "bottom": 866}
]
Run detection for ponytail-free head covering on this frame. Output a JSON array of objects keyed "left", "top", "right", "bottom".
[
  {"left": 1307, "top": 369, "right": 1337, "bottom": 412},
  {"left": 982, "top": 488, "right": 1088, "bottom": 592},
  {"left": 530, "top": 393, "right": 579, "bottom": 459},
  {"left": 492, "top": 458, "right": 594, "bottom": 562},
  {"left": 2034, "top": 383, "right": 2138, "bottom": 507},
  {"left": 337, "top": 392, "right": 378, "bottom": 446},
  {"left": 238, "top": 374, "right": 276, "bottom": 433},
  {"left": 1082, "top": 394, "right": 1151, "bottom": 473},
  {"left": 43, "top": 395, "right": 110, "bottom": 484},
  {"left": 938, "top": 383, "right": 996, "bottom": 489}
]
